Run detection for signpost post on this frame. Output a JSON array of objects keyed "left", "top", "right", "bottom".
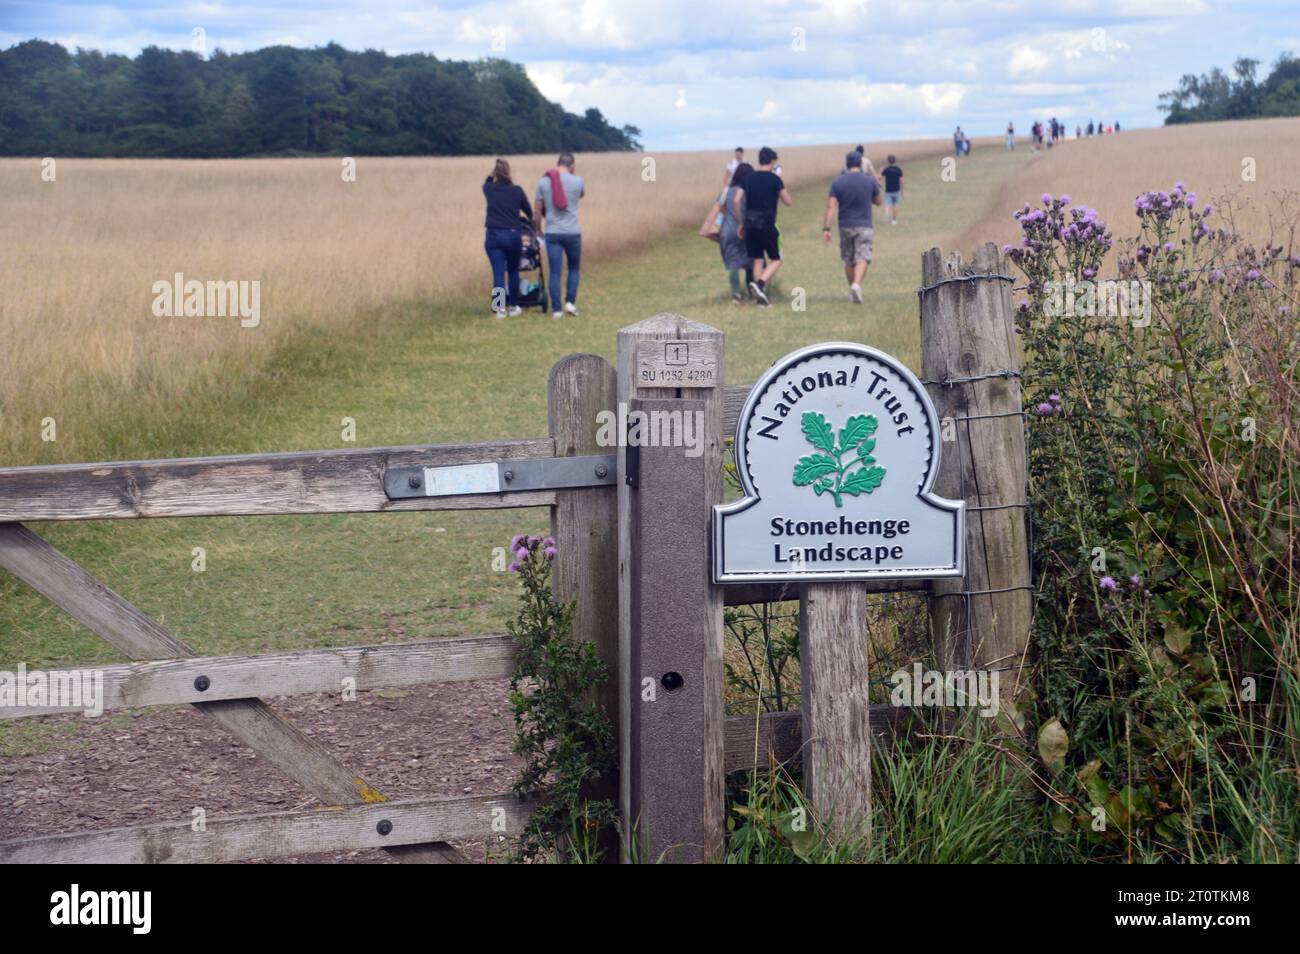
[{"left": 714, "top": 342, "right": 965, "bottom": 840}]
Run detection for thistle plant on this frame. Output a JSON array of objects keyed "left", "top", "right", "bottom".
[
  {"left": 1009, "top": 186, "right": 1300, "bottom": 861},
  {"left": 505, "top": 533, "right": 617, "bottom": 862}
]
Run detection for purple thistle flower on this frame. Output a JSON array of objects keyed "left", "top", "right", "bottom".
[
  {"left": 1130, "top": 574, "right": 1142, "bottom": 586},
  {"left": 510, "top": 534, "right": 525, "bottom": 548},
  {"left": 507, "top": 561, "right": 520, "bottom": 572},
  {"left": 1099, "top": 575, "right": 1118, "bottom": 591},
  {"left": 515, "top": 546, "right": 529, "bottom": 559},
  {"left": 1049, "top": 393, "right": 1062, "bottom": 404},
  {"left": 542, "top": 537, "right": 555, "bottom": 548},
  {"left": 1042, "top": 193, "right": 1053, "bottom": 205},
  {"left": 1059, "top": 194, "right": 1071, "bottom": 205},
  {"left": 1036, "top": 402, "right": 1055, "bottom": 416},
  {"left": 544, "top": 546, "right": 557, "bottom": 559}
]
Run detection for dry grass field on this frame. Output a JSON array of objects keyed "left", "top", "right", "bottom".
[
  {"left": 0, "top": 138, "right": 952, "bottom": 466},
  {"left": 958, "top": 116, "right": 1300, "bottom": 261}
]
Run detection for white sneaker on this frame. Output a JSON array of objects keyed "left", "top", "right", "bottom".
[
  {"left": 564, "top": 302, "right": 579, "bottom": 316},
  {"left": 849, "top": 283, "right": 863, "bottom": 303},
  {"left": 507, "top": 306, "right": 523, "bottom": 317},
  {"left": 494, "top": 310, "right": 507, "bottom": 319},
  {"left": 553, "top": 310, "right": 563, "bottom": 320}
]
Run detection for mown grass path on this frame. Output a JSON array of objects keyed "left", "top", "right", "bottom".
[{"left": 1, "top": 144, "right": 1033, "bottom": 682}]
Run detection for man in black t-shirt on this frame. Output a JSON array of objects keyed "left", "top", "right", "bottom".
[
  {"left": 736, "top": 146, "right": 792, "bottom": 305},
  {"left": 880, "top": 155, "right": 904, "bottom": 225}
]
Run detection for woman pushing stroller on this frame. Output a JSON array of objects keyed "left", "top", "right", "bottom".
[{"left": 482, "top": 158, "right": 535, "bottom": 318}]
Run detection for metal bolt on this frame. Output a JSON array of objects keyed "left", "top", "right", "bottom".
[
  {"left": 407, "top": 474, "right": 421, "bottom": 489},
  {"left": 194, "top": 675, "right": 210, "bottom": 692},
  {"left": 377, "top": 819, "right": 393, "bottom": 836},
  {"left": 503, "top": 469, "right": 514, "bottom": 482},
  {"left": 595, "top": 464, "right": 609, "bottom": 479}
]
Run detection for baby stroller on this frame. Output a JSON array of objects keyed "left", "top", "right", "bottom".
[{"left": 517, "top": 221, "right": 548, "bottom": 312}]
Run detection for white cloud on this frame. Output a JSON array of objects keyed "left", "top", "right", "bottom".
[
  {"left": 1008, "top": 44, "right": 1050, "bottom": 76},
  {"left": 920, "top": 84, "right": 966, "bottom": 115},
  {"left": 755, "top": 99, "right": 780, "bottom": 120},
  {"left": 526, "top": 63, "right": 575, "bottom": 103}
]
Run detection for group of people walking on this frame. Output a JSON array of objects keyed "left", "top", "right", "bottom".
[
  {"left": 480, "top": 141, "right": 912, "bottom": 315},
  {"left": 702, "top": 144, "right": 902, "bottom": 306},
  {"left": 1005, "top": 117, "right": 1122, "bottom": 151},
  {"left": 480, "top": 153, "right": 584, "bottom": 319}
]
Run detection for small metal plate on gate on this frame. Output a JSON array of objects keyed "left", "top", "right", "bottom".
[
  {"left": 423, "top": 462, "right": 499, "bottom": 496},
  {"left": 384, "top": 454, "right": 616, "bottom": 500}
]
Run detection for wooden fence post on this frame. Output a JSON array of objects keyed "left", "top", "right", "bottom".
[
  {"left": 548, "top": 354, "right": 620, "bottom": 738},
  {"left": 548, "top": 354, "right": 620, "bottom": 856},
  {"left": 616, "top": 314, "right": 725, "bottom": 862},
  {"left": 799, "top": 583, "right": 872, "bottom": 842},
  {"left": 919, "top": 242, "right": 1033, "bottom": 700}
]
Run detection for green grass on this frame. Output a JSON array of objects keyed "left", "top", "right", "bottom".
[{"left": 0, "top": 146, "right": 1033, "bottom": 678}]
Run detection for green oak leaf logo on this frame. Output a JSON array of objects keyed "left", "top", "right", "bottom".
[{"left": 792, "top": 411, "right": 887, "bottom": 507}]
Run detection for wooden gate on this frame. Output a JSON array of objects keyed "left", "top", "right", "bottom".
[
  {"left": 0, "top": 244, "right": 1031, "bottom": 864},
  {"left": 0, "top": 354, "right": 620, "bottom": 863}
]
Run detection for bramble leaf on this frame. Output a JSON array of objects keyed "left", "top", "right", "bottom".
[{"left": 1038, "top": 717, "right": 1069, "bottom": 771}]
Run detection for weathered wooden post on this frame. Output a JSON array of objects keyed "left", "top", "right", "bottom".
[
  {"left": 799, "top": 582, "right": 872, "bottom": 839},
  {"left": 548, "top": 354, "right": 620, "bottom": 734},
  {"left": 616, "top": 314, "right": 725, "bottom": 863},
  {"left": 919, "top": 242, "right": 1033, "bottom": 700},
  {"left": 548, "top": 354, "right": 621, "bottom": 854}
]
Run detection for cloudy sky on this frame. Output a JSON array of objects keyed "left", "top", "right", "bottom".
[{"left": 2, "top": 0, "right": 1295, "bottom": 149}]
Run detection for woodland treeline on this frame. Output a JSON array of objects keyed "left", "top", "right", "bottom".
[{"left": 0, "top": 39, "right": 641, "bottom": 157}]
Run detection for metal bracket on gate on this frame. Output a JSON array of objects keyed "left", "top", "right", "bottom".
[{"left": 384, "top": 454, "right": 617, "bottom": 500}]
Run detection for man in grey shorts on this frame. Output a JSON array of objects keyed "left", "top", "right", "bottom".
[{"left": 821, "top": 151, "right": 883, "bottom": 303}]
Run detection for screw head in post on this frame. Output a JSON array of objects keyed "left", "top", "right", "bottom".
[
  {"left": 194, "top": 675, "right": 211, "bottom": 692},
  {"left": 377, "top": 819, "right": 393, "bottom": 836}
]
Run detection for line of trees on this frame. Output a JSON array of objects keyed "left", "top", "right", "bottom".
[
  {"left": 1159, "top": 53, "right": 1300, "bottom": 124},
  {"left": 0, "top": 39, "right": 642, "bottom": 157}
]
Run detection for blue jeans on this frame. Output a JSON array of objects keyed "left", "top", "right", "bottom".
[
  {"left": 484, "top": 228, "right": 522, "bottom": 308},
  {"left": 545, "top": 232, "right": 581, "bottom": 312}
]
